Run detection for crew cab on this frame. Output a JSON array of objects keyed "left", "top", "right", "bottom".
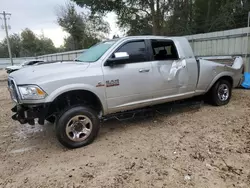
[{"left": 7, "top": 36, "right": 244, "bottom": 148}]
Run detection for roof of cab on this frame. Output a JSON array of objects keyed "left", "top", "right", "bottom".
[
  {"left": 119, "top": 35, "right": 185, "bottom": 39},
  {"left": 112, "top": 36, "right": 186, "bottom": 43}
]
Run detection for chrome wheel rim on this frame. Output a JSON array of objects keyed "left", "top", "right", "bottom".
[
  {"left": 217, "top": 84, "right": 229, "bottom": 101},
  {"left": 65, "top": 115, "right": 92, "bottom": 142}
]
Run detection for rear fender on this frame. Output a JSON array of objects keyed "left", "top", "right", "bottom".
[{"left": 206, "top": 72, "right": 233, "bottom": 92}]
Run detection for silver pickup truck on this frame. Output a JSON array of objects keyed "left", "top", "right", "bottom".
[{"left": 8, "top": 36, "right": 243, "bottom": 148}]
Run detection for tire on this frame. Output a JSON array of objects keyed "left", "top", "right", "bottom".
[
  {"left": 210, "top": 79, "right": 232, "bottom": 106},
  {"left": 56, "top": 105, "right": 100, "bottom": 149}
]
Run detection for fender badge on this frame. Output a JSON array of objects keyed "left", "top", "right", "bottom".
[
  {"left": 96, "top": 82, "right": 105, "bottom": 87},
  {"left": 106, "top": 79, "right": 119, "bottom": 87}
]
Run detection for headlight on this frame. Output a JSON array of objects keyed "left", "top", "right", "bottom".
[{"left": 18, "top": 85, "right": 47, "bottom": 100}]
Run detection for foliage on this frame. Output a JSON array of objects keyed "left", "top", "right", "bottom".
[
  {"left": 21, "top": 28, "right": 57, "bottom": 56},
  {"left": 0, "top": 33, "right": 21, "bottom": 58},
  {"left": 36, "top": 35, "right": 57, "bottom": 55},
  {"left": 56, "top": 2, "right": 110, "bottom": 50},
  {"left": 0, "top": 28, "right": 57, "bottom": 58},
  {"left": 0, "top": 2, "right": 110, "bottom": 58},
  {"left": 63, "top": 36, "right": 75, "bottom": 51},
  {"left": 72, "top": 0, "right": 250, "bottom": 36},
  {"left": 57, "top": 3, "right": 86, "bottom": 49},
  {"left": 112, "top": 35, "right": 119, "bottom": 39},
  {"left": 73, "top": 0, "right": 170, "bottom": 35},
  {"left": 20, "top": 28, "right": 38, "bottom": 56},
  {"left": 2, "top": 0, "right": 249, "bottom": 58},
  {"left": 0, "top": 42, "right": 7, "bottom": 58},
  {"left": 192, "top": 0, "right": 250, "bottom": 33}
]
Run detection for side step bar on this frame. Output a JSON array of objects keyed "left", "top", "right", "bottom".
[{"left": 102, "top": 99, "right": 204, "bottom": 122}]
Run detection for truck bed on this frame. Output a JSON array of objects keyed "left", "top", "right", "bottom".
[{"left": 196, "top": 56, "right": 236, "bottom": 66}]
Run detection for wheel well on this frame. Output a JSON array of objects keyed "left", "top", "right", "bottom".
[
  {"left": 46, "top": 90, "right": 103, "bottom": 118},
  {"left": 207, "top": 76, "right": 233, "bottom": 93},
  {"left": 218, "top": 76, "right": 233, "bottom": 86}
]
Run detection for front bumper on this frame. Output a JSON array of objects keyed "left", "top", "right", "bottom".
[
  {"left": 11, "top": 103, "right": 50, "bottom": 125},
  {"left": 8, "top": 77, "right": 51, "bottom": 125}
]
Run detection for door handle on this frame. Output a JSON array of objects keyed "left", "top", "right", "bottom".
[{"left": 139, "top": 69, "right": 150, "bottom": 73}]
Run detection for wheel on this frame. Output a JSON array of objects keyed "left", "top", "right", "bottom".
[
  {"left": 56, "top": 106, "right": 100, "bottom": 149},
  {"left": 210, "top": 79, "right": 232, "bottom": 106}
]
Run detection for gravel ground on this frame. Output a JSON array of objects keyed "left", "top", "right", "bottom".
[
  {"left": 0, "top": 69, "right": 7, "bottom": 81},
  {"left": 0, "top": 74, "right": 250, "bottom": 188}
]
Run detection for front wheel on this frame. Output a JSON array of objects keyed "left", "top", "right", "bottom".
[
  {"left": 210, "top": 79, "right": 232, "bottom": 106},
  {"left": 56, "top": 106, "right": 100, "bottom": 149}
]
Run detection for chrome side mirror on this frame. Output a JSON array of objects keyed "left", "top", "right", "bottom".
[{"left": 105, "top": 52, "right": 130, "bottom": 66}]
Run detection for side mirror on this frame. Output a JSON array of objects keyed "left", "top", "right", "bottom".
[{"left": 105, "top": 52, "right": 130, "bottom": 66}]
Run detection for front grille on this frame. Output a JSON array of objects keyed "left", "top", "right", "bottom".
[{"left": 8, "top": 78, "right": 19, "bottom": 102}]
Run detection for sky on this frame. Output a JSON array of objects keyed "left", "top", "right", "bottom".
[{"left": 0, "top": 0, "right": 122, "bottom": 47}]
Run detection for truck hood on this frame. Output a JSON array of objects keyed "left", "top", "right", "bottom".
[
  {"left": 9, "top": 61, "right": 90, "bottom": 85},
  {"left": 6, "top": 65, "right": 22, "bottom": 70}
]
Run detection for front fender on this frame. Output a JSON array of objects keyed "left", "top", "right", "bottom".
[{"left": 44, "top": 84, "right": 107, "bottom": 114}]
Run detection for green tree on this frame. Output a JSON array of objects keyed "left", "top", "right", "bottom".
[
  {"left": 72, "top": 0, "right": 170, "bottom": 35},
  {"left": 57, "top": 3, "right": 86, "bottom": 49},
  {"left": 119, "top": 15, "right": 153, "bottom": 36},
  {"left": 0, "top": 42, "right": 8, "bottom": 58},
  {"left": 0, "top": 29, "right": 57, "bottom": 57},
  {"left": 57, "top": 2, "right": 109, "bottom": 50},
  {"left": 193, "top": 0, "right": 250, "bottom": 33},
  {"left": 8, "top": 34, "right": 22, "bottom": 57},
  {"left": 166, "top": 0, "right": 194, "bottom": 35},
  {"left": 83, "top": 13, "right": 110, "bottom": 42},
  {"left": 20, "top": 28, "right": 57, "bottom": 56},
  {"left": 72, "top": 0, "right": 250, "bottom": 36},
  {"left": 0, "top": 34, "right": 22, "bottom": 57},
  {"left": 36, "top": 35, "right": 57, "bottom": 55},
  {"left": 21, "top": 28, "right": 38, "bottom": 56},
  {"left": 63, "top": 36, "right": 75, "bottom": 51}
]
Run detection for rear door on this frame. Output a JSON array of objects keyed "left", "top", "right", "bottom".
[
  {"left": 149, "top": 39, "right": 191, "bottom": 102},
  {"left": 102, "top": 40, "right": 153, "bottom": 113}
]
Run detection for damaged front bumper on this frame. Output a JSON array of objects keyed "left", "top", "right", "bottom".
[
  {"left": 11, "top": 103, "right": 50, "bottom": 125},
  {"left": 8, "top": 77, "right": 52, "bottom": 125}
]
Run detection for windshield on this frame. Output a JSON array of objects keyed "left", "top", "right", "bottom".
[{"left": 75, "top": 40, "right": 117, "bottom": 62}]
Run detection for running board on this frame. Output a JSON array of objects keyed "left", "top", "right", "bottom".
[
  {"left": 102, "top": 108, "right": 153, "bottom": 121},
  {"left": 102, "top": 99, "right": 204, "bottom": 122}
]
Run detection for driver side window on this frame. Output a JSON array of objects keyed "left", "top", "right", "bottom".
[{"left": 114, "top": 41, "right": 147, "bottom": 64}]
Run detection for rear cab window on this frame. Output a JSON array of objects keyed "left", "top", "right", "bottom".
[{"left": 151, "top": 39, "right": 179, "bottom": 61}]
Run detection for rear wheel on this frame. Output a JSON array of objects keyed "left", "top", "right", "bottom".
[
  {"left": 210, "top": 79, "right": 232, "bottom": 106},
  {"left": 56, "top": 106, "right": 100, "bottom": 149}
]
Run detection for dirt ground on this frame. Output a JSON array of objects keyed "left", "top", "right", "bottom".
[
  {"left": 0, "top": 69, "right": 7, "bottom": 81},
  {"left": 0, "top": 69, "right": 250, "bottom": 188}
]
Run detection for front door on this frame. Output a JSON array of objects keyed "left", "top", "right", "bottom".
[{"left": 102, "top": 40, "right": 153, "bottom": 113}]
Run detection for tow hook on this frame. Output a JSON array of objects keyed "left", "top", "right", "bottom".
[
  {"left": 11, "top": 114, "right": 18, "bottom": 120},
  {"left": 12, "top": 113, "right": 28, "bottom": 124},
  {"left": 11, "top": 106, "right": 17, "bottom": 112}
]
